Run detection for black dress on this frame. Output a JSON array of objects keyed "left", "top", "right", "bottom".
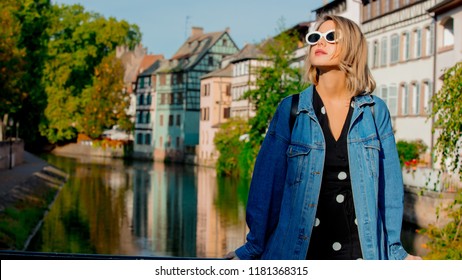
[{"left": 306, "top": 87, "right": 363, "bottom": 260}]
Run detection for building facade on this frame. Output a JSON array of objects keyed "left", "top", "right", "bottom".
[
  {"left": 152, "top": 27, "right": 239, "bottom": 162},
  {"left": 133, "top": 60, "right": 162, "bottom": 157},
  {"left": 361, "top": 0, "right": 447, "bottom": 164},
  {"left": 229, "top": 44, "right": 266, "bottom": 119},
  {"left": 197, "top": 64, "right": 233, "bottom": 167}
]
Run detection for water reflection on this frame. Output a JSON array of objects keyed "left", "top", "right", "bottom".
[
  {"left": 29, "top": 154, "right": 249, "bottom": 258},
  {"left": 28, "top": 154, "right": 422, "bottom": 258}
]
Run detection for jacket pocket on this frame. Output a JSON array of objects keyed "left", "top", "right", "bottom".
[
  {"left": 362, "top": 139, "right": 380, "bottom": 179},
  {"left": 286, "top": 144, "right": 311, "bottom": 186}
]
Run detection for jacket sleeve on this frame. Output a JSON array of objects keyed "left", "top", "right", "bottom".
[
  {"left": 373, "top": 97, "right": 408, "bottom": 260},
  {"left": 234, "top": 98, "right": 292, "bottom": 260}
]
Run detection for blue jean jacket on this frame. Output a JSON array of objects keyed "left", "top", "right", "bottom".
[{"left": 235, "top": 85, "right": 409, "bottom": 260}]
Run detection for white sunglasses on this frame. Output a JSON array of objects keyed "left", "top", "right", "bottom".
[{"left": 305, "top": 30, "right": 338, "bottom": 45}]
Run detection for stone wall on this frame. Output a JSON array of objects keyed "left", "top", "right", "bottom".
[{"left": 404, "top": 185, "right": 456, "bottom": 229}]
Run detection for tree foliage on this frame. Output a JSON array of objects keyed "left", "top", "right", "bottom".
[
  {"left": 0, "top": 0, "right": 51, "bottom": 147},
  {"left": 420, "top": 62, "right": 462, "bottom": 259},
  {"left": 40, "top": 3, "right": 141, "bottom": 143},
  {"left": 0, "top": 0, "right": 27, "bottom": 117},
  {"left": 214, "top": 118, "right": 250, "bottom": 177},
  {"left": 79, "top": 54, "right": 131, "bottom": 138},
  {"left": 420, "top": 188, "right": 462, "bottom": 260},
  {"left": 16, "top": 0, "right": 51, "bottom": 147},
  {"left": 215, "top": 24, "right": 308, "bottom": 177},
  {"left": 430, "top": 62, "right": 462, "bottom": 179},
  {"left": 245, "top": 28, "right": 308, "bottom": 148}
]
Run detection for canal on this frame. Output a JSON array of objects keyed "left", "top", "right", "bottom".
[{"left": 27, "top": 153, "right": 426, "bottom": 258}]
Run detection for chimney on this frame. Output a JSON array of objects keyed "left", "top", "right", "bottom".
[{"left": 191, "top": 26, "right": 204, "bottom": 37}]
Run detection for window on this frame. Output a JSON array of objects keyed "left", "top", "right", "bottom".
[
  {"left": 412, "top": 83, "right": 421, "bottom": 115},
  {"left": 136, "top": 133, "right": 143, "bottom": 145},
  {"left": 177, "top": 92, "right": 183, "bottom": 105},
  {"left": 167, "top": 136, "right": 171, "bottom": 148},
  {"left": 442, "top": 18, "right": 454, "bottom": 47},
  {"left": 380, "top": 37, "right": 387, "bottom": 67},
  {"left": 381, "top": 86, "right": 388, "bottom": 103},
  {"left": 144, "top": 134, "right": 151, "bottom": 145},
  {"left": 425, "top": 25, "right": 434, "bottom": 56},
  {"left": 223, "top": 39, "right": 227, "bottom": 46},
  {"left": 146, "top": 111, "right": 151, "bottom": 124},
  {"left": 169, "top": 115, "right": 173, "bottom": 126},
  {"left": 159, "top": 136, "right": 163, "bottom": 148},
  {"left": 160, "top": 93, "right": 166, "bottom": 104},
  {"left": 390, "top": 34, "right": 399, "bottom": 63},
  {"left": 201, "top": 107, "right": 210, "bottom": 121},
  {"left": 176, "top": 137, "right": 180, "bottom": 148},
  {"left": 139, "top": 94, "right": 144, "bottom": 105},
  {"left": 423, "top": 81, "right": 432, "bottom": 114},
  {"left": 402, "top": 32, "right": 410, "bottom": 61},
  {"left": 136, "top": 112, "right": 141, "bottom": 124},
  {"left": 366, "top": 2, "right": 372, "bottom": 20},
  {"left": 414, "top": 29, "right": 422, "bottom": 58},
  {"left": 208, "top": 56, "right": 214, "bottom": 66},
  {"left": 384, "top": 0, "right": 390, "bottom": 13},
  {"left": 160, "top": 74, "right": 166, "bottom": 86},
  {"left": 176, "top": 114, "right": 181, "bottom": 126},
  {"left": 224, "top": 107, "right": 231, "bottom": 119},
  {"left": 374, "top": 0, "right": 381, "bottom": 17},
  {"left": 169, "top": 93, "right": 174, "bottom": 105},
  {"left": 388, "top": 85, "right": 398, "bottom": 117},
  {"left": 159, "top": 114, "right": 164, "bottom": 126},
  {"left": 203, "top": 84, "right": 210, "bottom": 96},
  {"left": 147, "top": 94, "right": 152, "bottom": 105},
  {"left": 401, "top": 83, "right": 409, "bottom": 116},
  {"left": 373, "top": 40, "right": 379, "bottom": 68}
]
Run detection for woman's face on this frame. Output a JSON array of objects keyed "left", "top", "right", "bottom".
[{"left": 309, "top": 20, "right": 341, "bottom": 70}]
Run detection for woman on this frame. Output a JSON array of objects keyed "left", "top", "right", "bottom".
[{"left": 225, "top": 15, "right": 420, "bottom": 260}]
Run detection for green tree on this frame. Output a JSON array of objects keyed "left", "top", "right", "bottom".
[
  {"left": 40, "top": 3, "right": 141, "bottom": 143},
  {"left": 214, "top": 118, "right": 250, "bottom": 177},
  {"left": 79, "top": 54, "right": 131, "bottom": 138},
  {"left": 215, "top": 23, "right": 308, "bottom": 177},
  {"left": 420, "top": 62, "right": 462, "bottom": 259},
  {"left": 430, "top": 62, "right": 462, "bottom": 177},
  {"left": 15, "top": 0, "right": 51, "bottom": 148},
  {"left": 245, "top": 30, "right": 308, "bottom": 149},
  {"left": 0, "top": 0, "right": 27, "bottom": 118}
]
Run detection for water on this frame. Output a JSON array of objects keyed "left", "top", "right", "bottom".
[
  {"left": 28, "top": 153, "right": 425, "bottom": 258},
  {"left": 28, "top": 154, "right": 249, "bottom": 258}
]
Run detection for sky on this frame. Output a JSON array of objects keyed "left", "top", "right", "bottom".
[{"left": 52, "top": 0, "right": 325, "bottom": 58}]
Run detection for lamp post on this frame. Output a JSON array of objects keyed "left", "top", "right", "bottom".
[{"left": 8, "top": 119, "right": 13, "bottom": 169}]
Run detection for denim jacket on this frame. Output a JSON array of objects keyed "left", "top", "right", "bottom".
[{"left": 235, "top": 85, "right": 408, "bottom": 260}]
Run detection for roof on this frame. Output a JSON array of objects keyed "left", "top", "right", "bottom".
[
  {"left": 229, "top": 43, "right": 264, "bottom": 63},
  {"left": 157, "top": 27, "right": 235, "bottom": 72},
  {"left": 201, "top": 63, "right": 233, "bottom": 79},
  {"left": 428, "top": 0, "right": 462, "bottom": 14},
  {"left": 138, "top": 54, "right": 164, "bottom": 74},
  {"left": 139, "top": 60, "right": 162, "bottom": 77}
]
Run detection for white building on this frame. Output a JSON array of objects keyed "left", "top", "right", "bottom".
[{"left": 361, "top": 0, "right": 448, "bottom": 164}]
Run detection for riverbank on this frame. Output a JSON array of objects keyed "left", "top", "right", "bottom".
[{"left": 0, "top": 152, "right": 68, "bottom": 250}]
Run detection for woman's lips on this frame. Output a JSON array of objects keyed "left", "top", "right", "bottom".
[{"left": 315, "top": 49, "right": 327, "bottom": 55}]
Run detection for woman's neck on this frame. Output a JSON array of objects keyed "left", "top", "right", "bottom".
[{"left": 316, "top": 69, "right": 350, "bottom": 100}]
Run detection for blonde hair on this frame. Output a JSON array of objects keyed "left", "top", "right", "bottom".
[{"left": 305, "top": 15, "right": 376, "bottom": 96}]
